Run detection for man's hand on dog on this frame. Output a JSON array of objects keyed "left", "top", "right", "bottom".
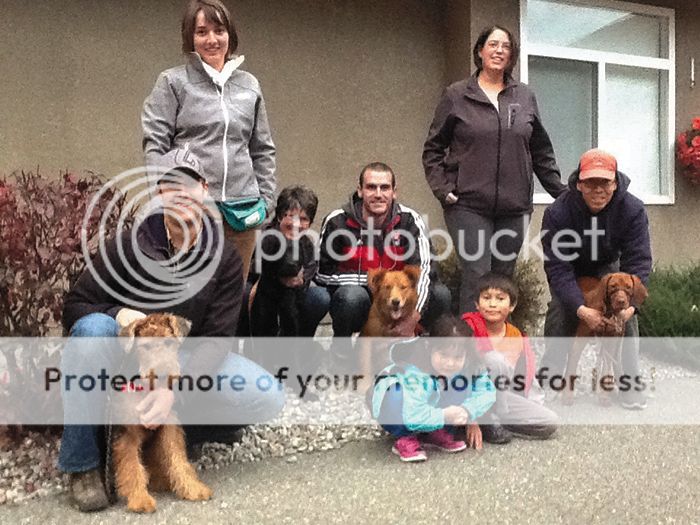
[
  {"left": 443, "top": 405, "right": 469, "bottom": 426},
  {"left": 577, "top": 305, "right": 615, "bottom": 332},
  {"left": 618, "top": 306, "right": 635, "bottom": 324},
  {"left": 136, "top": 388, "right": 175, "bottom": 430},
  {"left": 116, "top": 308, "right": 147, "bottom": 329}
]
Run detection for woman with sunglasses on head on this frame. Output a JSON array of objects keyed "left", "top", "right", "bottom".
[{"left": 423, "top": 25, "right": 565, "bottom": 314}]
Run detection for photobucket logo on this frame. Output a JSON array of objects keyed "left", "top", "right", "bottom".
[
  {"left": 425, "top": 214, "right": 606, "bottom": 264},
  {"left": 80, "top": 167, "right": 224, "bottom": 310},
  {"left": 251, "top": 212, "right": 607, "bottom": 277}
]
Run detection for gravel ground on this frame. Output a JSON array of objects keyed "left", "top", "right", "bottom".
[
  {"left": 0, "top": 388, "right": 383, "bottom": 506},
  {"left": 0, "top": 350, "right": 696, "bottom": 507}
]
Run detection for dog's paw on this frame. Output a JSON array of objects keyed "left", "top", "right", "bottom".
[
  {"left": 127, "top": 493, "right": 157, "bottom": 513},
  {"left": 178, "top": 481, "right": 212, "bottom": 502}
]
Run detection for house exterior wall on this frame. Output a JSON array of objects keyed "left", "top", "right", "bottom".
[{"left": 0, "top": 0, "right": 697, "bottom": 265}]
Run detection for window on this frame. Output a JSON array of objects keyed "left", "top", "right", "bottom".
[{"left": 521, "top": 0, "right": 675, "bottom": 204}]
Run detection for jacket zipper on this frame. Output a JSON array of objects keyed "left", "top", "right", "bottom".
[
  {"left": 492, "top": 99, "right": 502, "bottom": 217},
  {"left": 217, "top": 84, "right": 230, "bottom": 201}
]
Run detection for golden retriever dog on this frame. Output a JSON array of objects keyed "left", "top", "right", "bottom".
[
  {"left": 357, "top": 266, "right": 421, "bottom": 392},
  {"left": 563, "top": 273, "right": 648, "bottom": 405},
  {"left": 112, "top": 313, "right": 212, "bottom": 513}
]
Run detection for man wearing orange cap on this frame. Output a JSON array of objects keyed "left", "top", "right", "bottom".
[{"left": 538, "top": 148, "right": 652, "bottom": 410}]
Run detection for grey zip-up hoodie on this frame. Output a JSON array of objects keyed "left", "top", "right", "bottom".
[
  {"left": 142, "top": 53, "right": 276, "bottom": 208},
  {"left": 423, "top": 72, "right": 565, "bottom": 216}
]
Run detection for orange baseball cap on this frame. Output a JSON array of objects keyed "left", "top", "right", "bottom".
[{"left": 578, "top": 148, "right": 617, "bottom": 181}]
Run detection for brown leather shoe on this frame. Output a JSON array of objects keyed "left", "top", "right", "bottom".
[{"left": 69, "top": 468, "right": 110, "bottom": 512}]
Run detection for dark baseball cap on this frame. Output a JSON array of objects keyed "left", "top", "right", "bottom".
[{"left": 156, "top": 148, "right": 207, "bottom": 185}]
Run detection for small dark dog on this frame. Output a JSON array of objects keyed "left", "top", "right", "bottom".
[
  {"left": 250, "top": 235, "right": 314, "bottom": 337},
  {"left": 112, "top": 313, "right": 212, "bottom": 513}
]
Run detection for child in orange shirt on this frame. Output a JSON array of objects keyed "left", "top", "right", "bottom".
[{"left": 463, "top": 272, "right": 558, "bottom": 444}]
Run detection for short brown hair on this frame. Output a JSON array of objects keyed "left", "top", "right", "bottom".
[
  {"left": 274, "top": 185, "right": 319, "bottom": 224},
  {"left": 359, "top": 162, "right": 396, "bottom": 188},
  {"left": 181, "top": 0, "right": 238, "bottom": 57}
]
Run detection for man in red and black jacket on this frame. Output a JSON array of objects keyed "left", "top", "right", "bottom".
[{"left": 306, "top": 162, "right": 450, "bottom": 362}]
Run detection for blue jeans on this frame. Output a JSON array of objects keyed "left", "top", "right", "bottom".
[{"left": 58, "top": 313, "right": 285, "bottom": 473}]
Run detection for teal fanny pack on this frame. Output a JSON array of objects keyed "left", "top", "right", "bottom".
[{"left": 216, "top": 197, "right": 267, "bottom": 231}]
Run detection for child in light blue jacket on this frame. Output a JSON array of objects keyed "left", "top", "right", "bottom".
[{"left": 371, "top": 316, "right": 496, "bottom": 462}]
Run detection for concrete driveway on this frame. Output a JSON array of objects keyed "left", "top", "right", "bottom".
[{"left": 1, "top": 424, "right": 698, "bottom": 524}]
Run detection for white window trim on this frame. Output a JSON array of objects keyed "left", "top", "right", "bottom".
[{"left": 520, "top": 0, "right": 676, "bottom": 205}]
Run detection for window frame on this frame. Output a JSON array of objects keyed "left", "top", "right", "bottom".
[{"left": 520, "top": 0, "right": 676, "bottom": 205}]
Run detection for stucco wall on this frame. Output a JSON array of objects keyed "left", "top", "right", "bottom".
[
  {"left": 1, "top": 0, "right": 698, "bottom": 265},
  {"left": 0, "top": 0, "right": 448, "bottom": 229}
]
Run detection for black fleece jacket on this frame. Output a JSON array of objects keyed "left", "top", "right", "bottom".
[
  {"left": 63, "top": 212, "right": 243, "bottom": 337},
  {"left": 423, "top": 72, "right": 565, "bottom": 216}
]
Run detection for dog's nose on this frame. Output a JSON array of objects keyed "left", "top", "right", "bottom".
[{"left": 391, "top": 298, "right": 401, "bottom": 307}]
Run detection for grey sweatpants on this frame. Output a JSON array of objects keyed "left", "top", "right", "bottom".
[{"left": 480, "top": 350, "right": 558, "bottom": 438}]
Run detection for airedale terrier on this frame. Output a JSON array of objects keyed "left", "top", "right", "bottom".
[{"left": 113, "top": 313, "right": 212, "bottom": 513}]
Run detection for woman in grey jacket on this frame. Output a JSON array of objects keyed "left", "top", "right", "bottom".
[
  {"left": 422, "top": 25, "right": 565, "bottom": 313},
  {"left": 142, "top": 0, "right": 276, "bottom": 281}
]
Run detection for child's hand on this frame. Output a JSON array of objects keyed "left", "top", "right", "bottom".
[
  {"left": 466, "top": 423, "right": 483, "bottom": 450},
  {"left": 443, "top": 405, "right": 469, "bottom": 425}
]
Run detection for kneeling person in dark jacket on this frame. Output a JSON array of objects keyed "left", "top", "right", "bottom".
[
  {"left": 60, "top": 149, "right": 284, "bottom": 512},
  {"left": 540, "top": 149, "right": 652, "bottom": 410},
  {"left": 249, "top": 185, "right": 319, "bottom": 338}
]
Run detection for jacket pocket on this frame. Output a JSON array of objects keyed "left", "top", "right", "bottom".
[{"left": 443, "top": 159, "right": 458, "bottom": 188}]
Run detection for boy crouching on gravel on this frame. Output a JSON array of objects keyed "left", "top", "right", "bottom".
[{"left": 463, "top": 272, "right": 558, "bottom": 445}]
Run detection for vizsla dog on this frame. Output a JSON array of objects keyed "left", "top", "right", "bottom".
[
  {"left": 358, "top": 266, "right": 422, "bottom": 392},
  {"left": 563, "top": 273, "right": 648, "bottom": 405},
  {"left": 112, "top": 313, "right": 212, "bottom": 513}
]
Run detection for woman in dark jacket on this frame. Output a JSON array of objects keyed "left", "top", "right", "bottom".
[{"left": 423, "top": 25, "right": 565, "bottom": 313}]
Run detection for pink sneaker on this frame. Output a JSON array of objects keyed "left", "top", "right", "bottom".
[
  {"left": 421, "top": 428, "right": 467, "bottom": 453},
  {"left": 391, "top": 436, "right": 427, "bottom": 462}
]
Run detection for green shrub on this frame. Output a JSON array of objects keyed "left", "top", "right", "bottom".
[
  {"left": 435, "top": 244, "right": 546, "bottom": 335},
  {"left": 639, "top": 264, "right": 700, "bottom": 369}
]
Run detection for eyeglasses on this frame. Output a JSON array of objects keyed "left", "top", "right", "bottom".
[
  {"left": 485, "top": 40, "right": 512, "bottom": 52},
  {"left": 580, "top": 179, "right": 616, "bottom": 192}
]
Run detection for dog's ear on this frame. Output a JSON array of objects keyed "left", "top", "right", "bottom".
[
  {"left": 630, "top": 275, "right": 648, "bottom": 307},
  {"left": 120, "top": 317, "right": 145, "bottom": 354},
  {"left": 587, "top": 274, "right": 611, "bottom": 311},
  {"left": 367, "top": 268, "right": 387, "bottom": 295},
  {"left": 402, "top": 265, "right": 422, "bottom": 288},
  {"left": 167, "top": 314, "right": 191, "bottom": 340}
]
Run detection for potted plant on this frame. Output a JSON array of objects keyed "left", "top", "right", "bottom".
[{"left": 676, "top": 117, "right": 700, "bottom": 185}]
